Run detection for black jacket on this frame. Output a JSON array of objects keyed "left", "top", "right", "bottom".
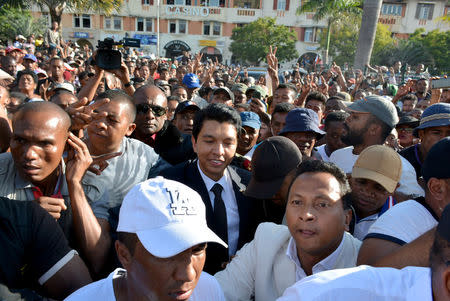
[
  {"left": 153, "top": 121, "right": 196, "bottom": 165},
  {"left": 160, "top": 160, "right": 257, "bottom": 274}
]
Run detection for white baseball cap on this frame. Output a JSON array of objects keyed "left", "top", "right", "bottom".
[{"left": 117, "top": 177, "right": 227, "bottom": 258}]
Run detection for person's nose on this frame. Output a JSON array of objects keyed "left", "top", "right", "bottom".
[{"left": 24, "top": 144, "right": 39, "bottom": 161}]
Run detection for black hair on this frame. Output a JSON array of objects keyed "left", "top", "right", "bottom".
[
  {"left": 429, "top": 232, "right": 450, "bottom": 280},
  {"left": 288, "top": 160, "right": 352, "bottom": 210},
  {"left": 259, "top": 112, "right": 271, "bottom": 126},
  {"left": 17, "top": 70, "right": 38, "bottom": 84},
  {"left": 199, "top": 86, "right": 213, "bottom": 99},
  {"left": 192, "top": 103, "right": 241, "bottom": 141},
  {"left": 171, "top": 85, "right": 187, "bottom": 93},
  {"left": 117, "top": 232, "right": 139, "bottom": 256},
  {"left": 168, "top": 78, "right": 178, "bottom": 85},
  {"left": 306, "top": 91, "right": 327, "bottom": 107},
  {"left": 400, "top": 93, "right": 418, "bottom": 105},
  {"left": 8, "top": 92, "right": 27, "bottom": 106},
  {"left": 167, "top": 95, "right": 181, "bottom": 103},
  {"left": 96, "top": 89, "right": 136, "bottom": 122},
  {"left": 276, "top": 83, "right": 298, "bottom": 94},
  {"left": 272, "top": 102, "right": 295, "bottom": 116},
  {"left": 324, "top": 111, "right": 349, "bottom": 129}
]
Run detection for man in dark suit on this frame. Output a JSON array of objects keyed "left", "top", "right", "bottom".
[{"left": 161, "top": 103, "right": 257, "bottom": 274}]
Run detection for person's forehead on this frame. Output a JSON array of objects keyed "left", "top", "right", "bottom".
[
  {"left": 135, "top": 87, "right": 167, "bottom": 106},
  {"left": 96, "top": 99, "right": 129, "bottom": 116},
  {"left": 179, "top": 108, "right": 197, "bottom": 115},
  {"left": 327, "top": 120, "right": 345, "bottom": 129},
  {"left": 199, "top": 120, "right": 237, "bottom": 137},
  {"left": 424, "top": 125, "right": 450, "bottom": 132},
  {"left": 54, "top": 93, "right": 77, "bottom": 105},
  {"left": 291, "top": 172, "right": 341, "bottom": 197},
  {"left": 214, "top": 90, "right": 230, "bottom": 99},
  {"left": 286, "top": 131, "right": 316, "bottom": 138},
  {"left": 14, "top": 112, "right": 66, "bottom": 135},
  {"left": 275, "top": 88, "right": 293, "bottom": 95},
  {"left": 272, "top": 112, "right": 288, "bottom": 120},
  {"left": 306, "top": 99, "right": 324, "bottom": 107}
]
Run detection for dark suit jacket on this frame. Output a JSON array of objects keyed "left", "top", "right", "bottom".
[{"left": 160, "top": 159, "right": 257, "bottom": 274}]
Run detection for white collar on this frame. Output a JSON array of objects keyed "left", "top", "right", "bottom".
[
  {"left": 197, "top": 160, "right": 230, "bottom": 192},
  {"left": 286, "top": 234, "right": 345, "bottom": 276}
]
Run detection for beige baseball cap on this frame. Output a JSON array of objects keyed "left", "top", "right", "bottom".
[{"left": 352, "top": 145, "right": 402, "bottom": 193}]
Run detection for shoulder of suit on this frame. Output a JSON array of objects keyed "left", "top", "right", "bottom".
[
  {"left": 228, "top": 164, "right": 251, "bottom": 180},
  {"left": 159, "top": 160, "right": 194, "bottom": 180},
  {"left": 254, "top": 222, "right": 291, "bottom": 245},
  {"left": 0, "top": 153, "right": 14, "bottom": 176}
]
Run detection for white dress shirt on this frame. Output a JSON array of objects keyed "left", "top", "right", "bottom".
[
  {"left": 286, "top": 235, "right": 345, "bottom": 282},
  {"left": 197, "top": 161, "right": 240, "bottom": 256}
]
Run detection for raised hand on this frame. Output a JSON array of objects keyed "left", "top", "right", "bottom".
[{"left": 66, "top": 97, "right": 110, "bottom": 130}]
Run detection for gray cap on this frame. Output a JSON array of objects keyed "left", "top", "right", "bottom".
[{"left": 347, "top": 95, "right": 399, "bottom": 128}]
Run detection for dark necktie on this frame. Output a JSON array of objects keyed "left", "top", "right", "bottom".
[{"left": 210, "top": 183, "right": 228, "bottom": 244}]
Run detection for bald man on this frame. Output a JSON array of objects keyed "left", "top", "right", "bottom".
[{"left": 131, "top": 84, "right": 195, "bottom": 165}]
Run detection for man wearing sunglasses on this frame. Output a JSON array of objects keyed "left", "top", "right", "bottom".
[{"left": 132, "top": 84, "right": 196, "bottom": 165}]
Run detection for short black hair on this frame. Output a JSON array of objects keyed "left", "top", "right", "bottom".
[
  {"left": 276, "top": 83, "right": 298, "bottom": 94},
  {"left": 192, "top": 103, "right": 241, "bottom": 141},
  {"left": 17, "top": 70, "right": 38, "bottom": 84},
  {"left": 167, "top": 95, "right": 181, "bottom": 103},
  {"left": 306, "top": 91, "right": 327, "bottom": 107},
  {"left": 288, "top": 160, "right": 352, "bottom": 210},
  {"left": 171, "top": 85, "right": 187, "bottom": 93},
  {"left": 400, "top": 93, "right": 418, "bottom": 105},
  {"left": 324, "top": 111, "right": 349, "bottom": 129},
  {"left": 96, "top": 89, "right": 136, "bottom": 122},
  {"left": 9, "top": 92, "right": 27, "bottom": 104},
  {"left": 272, "top": 102, "right": 295, "bottom": 117},
  {"left": 117, "top": 232, "right": 139, "bottom": 256},
  {"left": 429, "top": 232, "right": 450, "bottom": 279}
]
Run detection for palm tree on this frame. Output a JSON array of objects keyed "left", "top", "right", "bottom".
[
  {"left": 297, "top": 0, "right": 361, "bottom": 65},
  {"left": 353, "top": 0, "right": 383, "bottom": 69}
]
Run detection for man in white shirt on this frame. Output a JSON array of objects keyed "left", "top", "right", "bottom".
[
  {"left": 65, "top": 177, "right": 227, "bottom": 301},
  {"left": 214, "top": 160, "right": 361, "bottom": 301},
  {"left": 350, "top": 145, "right": 401, "bottom": 240},
  {"left": 329, "top": 95, "right": 424, "bottom": 200},
  {"left": 358, "top": 138, "right": 450, "bottom": 268},
  {"left": 277, "top": 203, "right": 450, "bottom": 301}
]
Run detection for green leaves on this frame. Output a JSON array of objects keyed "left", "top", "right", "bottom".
[
  {"left": 230, "top": 17, "right": 298, "bottom": 64},
  {"left": 0, "top": 7, "right": 47, "bottom": 43}
]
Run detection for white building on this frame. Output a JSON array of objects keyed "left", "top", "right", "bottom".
[{"left": 32, "top": 0, "right": 449, "bottom": 65}]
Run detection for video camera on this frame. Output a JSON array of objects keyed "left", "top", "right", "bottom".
[{"left": 95, "top": 37, "right": 141, "bottom": 70}]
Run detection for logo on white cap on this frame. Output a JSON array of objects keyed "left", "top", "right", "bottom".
[{"left": 167, "top": 188, "right": 198, "bottom": 216}]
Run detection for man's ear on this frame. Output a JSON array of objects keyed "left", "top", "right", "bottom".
[
  {"left": 344, "top": 208, "right": 352, "bottom": 232},
  {"left": 428, "top": 178, "right": 444, "bottom": 201},
  {"left": 126, "top": 123, "right": 136, "bottom": 136},
  {"left": 115, "top": 240, "right": 132, "bottom": 270}
]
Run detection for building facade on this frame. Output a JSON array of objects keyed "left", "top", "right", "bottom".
[{"left": 31, "top": 0, "right": 449, "bottom": 65}]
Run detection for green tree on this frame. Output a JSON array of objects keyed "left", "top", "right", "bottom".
[
  {"left": 409, "top": 29, "right": 450, "bottom": 74},
  {"left": 230, "top": 17, "right": 298, "bottom": 65},
  {"left": 320, "top": 15, "right": 393, "bottom": 67},
  {"left": 0, "top": 7, "right": 47, "bottom": 43},
  {"left": 4, "top": 0, "right": 122, "bottom": 25},
  {"left": 297, "top": 0, "right": 361, "bottom": 64}
]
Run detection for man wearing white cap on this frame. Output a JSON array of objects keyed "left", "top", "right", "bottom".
[{"left": 65, "top": 177, "right": 227, "bottom": 301}]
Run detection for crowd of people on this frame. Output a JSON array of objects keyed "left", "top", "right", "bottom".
[{"left": 0, "top": 26, "right": 449, "bottom": 301}]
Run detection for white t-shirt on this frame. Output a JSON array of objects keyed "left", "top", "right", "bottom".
[
  {"left": 65, "top": 268, "right": 226, "bottom": 301},
  {"left": 329, "top": 146, "right": 424, "bottom": 197},
  {"left": 365, "top": 199, "right": 438, "bottom": 244},
  {"left": 315, "top": 144, "right": 331, "bottom": 162},
  {"left": 276, "top": 265, "right": 432, "bottom": 301}
]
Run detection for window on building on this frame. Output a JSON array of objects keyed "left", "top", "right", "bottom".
[
  {"left": 201, "top": 0, "right": 224, "bottom": 7},
  {"left": 74, "top": 14, "right": 91, "bottom": 28},
  {"left": 104, "top": 17, "right": 122, "bottom": 30},
  {"left": 203, "top": 21, "right": 221, "bottom": 35},
  {"left": 381, "top": 4, "right": 402, "bottom": 16},
  {"left": 179, "top": 20, "right": 187, "bottom": 34},
  {"left": 277, "top": 0, "right": 286, "bottom": 10},
  {"left": 142, "top": 0, "right": 151, "bottom": 4},
  {"left": 168, "top": 20, "right": 187, "bottom": 34},
  {"left": 137, "top": 17, "right": 153, "bottom": 32},
  {"left": 415, "top": 3, "right": 434, "bottom": 20},
  {"left": 304, "top": 28, "right": 314, "bottom": 42},
  {"left": 114, "top": 17, "right": 121, "bottom": 30},
  {"left": 234, "top": 0, "right": 260, "bottom": 8},
  {"left": 167, "top": 0, "right": 191, "bottom": 4}
]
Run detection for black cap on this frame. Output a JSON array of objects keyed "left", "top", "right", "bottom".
[
  {"left": 437, "top": 204, "right": 450, "bottom": 242},
  {"left": 245, "top": 136, "right": 302, "bottom": 199},
  {"left": 422, "top": 137, "right": 450, "bottom": 184},
  {"left": 396, "top": 115, "right": 419, "bottom": 128},
  {"left": 174, "top": 100, "right": 200, "bottom": 117}
]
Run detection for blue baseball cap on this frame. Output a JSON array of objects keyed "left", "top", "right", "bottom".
[
  {"left": 240, "top": 111, "right": 261, "bottom": 130},
  {"left": 24, "top": 54, "right": 37, "bottom": 62},
  {"left": 413, "top": 103, "right": 450, "bottom": 136},
  {"left": 279, "top": 108, "right": 325, "bottom": 138},
  {"left": 182, "top": 73, "right": 201, "bottom": 89}
]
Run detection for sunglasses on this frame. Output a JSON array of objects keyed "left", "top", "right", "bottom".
[{"left": 135, "top": 104, "right": 166, "bottom": 117}]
